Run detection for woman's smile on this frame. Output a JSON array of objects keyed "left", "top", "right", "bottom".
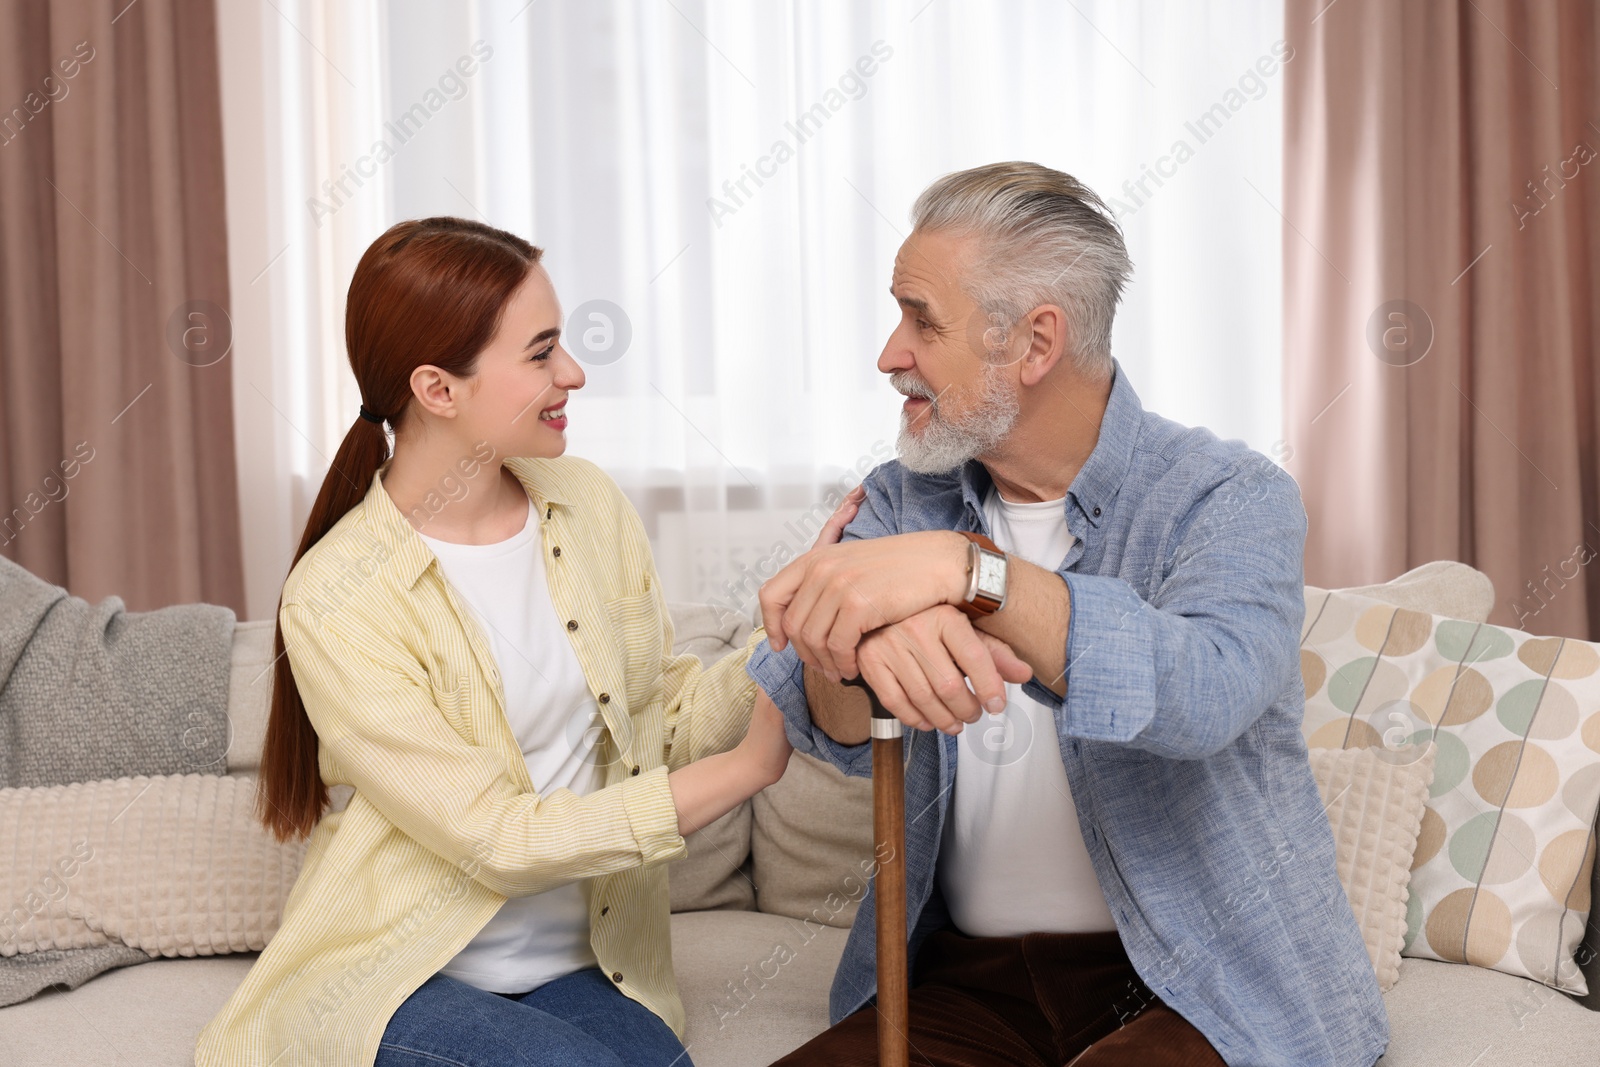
[{"left": 537, "top": 399, "right": 568, "bottom": 431}]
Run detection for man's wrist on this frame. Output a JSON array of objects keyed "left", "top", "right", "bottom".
[
  {"left": 945, "top": 529, "right": 972, "bottom": 604},
  {"left": 952, "top": 531, "right": 1007, "bottom": 618}
]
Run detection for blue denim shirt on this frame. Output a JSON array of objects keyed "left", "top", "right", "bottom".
[{"left": 746, "top": 358, "right": 1388, "bottom": 1067}]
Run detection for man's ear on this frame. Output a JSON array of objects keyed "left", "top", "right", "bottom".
[{"left": 1018, "top": 304, "right": 1069, "bottom": 387}]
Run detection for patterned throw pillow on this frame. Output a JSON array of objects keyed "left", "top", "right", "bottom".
[{"left": 1300, "top": 588, "right": 1600, "bottom": 993}]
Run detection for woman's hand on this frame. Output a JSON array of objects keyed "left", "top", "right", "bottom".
[
  {"left": 667, "top": 690, "right": 792, "bottom": 836},
  {"left": 812, "top": 483, "right": 866, "bottom": 550}
]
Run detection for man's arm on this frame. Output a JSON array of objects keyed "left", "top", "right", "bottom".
[
  {"left": 1018, "top": 454, "right": 1308, "bottom": 758},
  {"left": 763, "top": 450, "right": 1308, "bottom": 759},
  {"left": 970, "top": 554, "right": 1071, "bottom": 697},
  {"left": 802, "top": 662, "right": 871, "bottom": 745}
]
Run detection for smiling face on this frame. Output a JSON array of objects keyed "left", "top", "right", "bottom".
[
  {"left": 412, "top": 263, "right": 586, "bottom": 460},
  {"left": 878, "top": 228, "right": 1020, "bottom": 474}
]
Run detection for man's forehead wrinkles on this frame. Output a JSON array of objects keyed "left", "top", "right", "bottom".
[
  {"left": 890, "top": 272, "right": 938, "bottom": 318},
  {"left": 904, "top": 233, "right": 958, "bottom": 288},
  {"left": 893, "top": 234, "right": 960, "bottom": 306}
]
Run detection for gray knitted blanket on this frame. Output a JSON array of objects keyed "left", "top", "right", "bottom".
[{"left": 0, "top": 554, "right": 235, "bottom": 1006}]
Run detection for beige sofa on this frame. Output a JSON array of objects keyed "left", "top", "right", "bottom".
[{"left": 2, "top": 563, "right": 1598, "bottom": 1066}]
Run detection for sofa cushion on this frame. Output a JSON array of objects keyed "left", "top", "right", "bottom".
[
  {"left": 668, "top": 803, "right": 755, "bottom": 913},
  {"left": 750, "top": 750, "right": 875, "bottom": 928},
  {"left": 1301, "top": 587, "right": 1600, "bottom": 994},
  {"left": 0, "top": 951, "right": 259, "bottom": 1066},
  {"left": 1582, "top": 906, "right": 1600, "bottom": 1012},
  {"left": 1309, "top": 745, "right": 1437, "bottom": 991},
  {"left": 671, "top": 909, "right": 849, "bottom": 1067},
  {"left": 1375, "top": 956, "right": 1600, "bottom": 1064}
]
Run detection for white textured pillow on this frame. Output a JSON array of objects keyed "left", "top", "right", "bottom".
[
  {"left": 1308, "top": 744, "right": 1437, "bottom": 992},
  {"left": 0, "top": 773, "right": 306, "bottom": 958},
  {"left": 1306, "top": 560, "right": 1496, "bottom": 625}
]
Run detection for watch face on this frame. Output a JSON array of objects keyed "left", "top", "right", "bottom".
[{"left": 976, "top": 551, "right": 1006, "bottom": 598}]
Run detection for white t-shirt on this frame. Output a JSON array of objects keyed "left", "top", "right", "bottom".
[
  {"left": 416, "top": 496, "right": 604, "bottom": 993},
  {"left": 935, "top": 485, "right": 1119, "bottom": 936}
]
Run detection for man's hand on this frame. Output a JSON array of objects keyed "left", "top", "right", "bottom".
[
  {"left": 761, "top": 531, "right": 971, "bottom": 681},
  {"left": 855, "top": 604, "right": 1033, "bottom": 733}
]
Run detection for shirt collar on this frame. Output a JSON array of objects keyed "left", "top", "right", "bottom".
[
  {"left": 360, "top": 456, "right": 574, "bottom": 590},
  {"left": 958, "top": 355, "right": 1144, "bottom": 530}
]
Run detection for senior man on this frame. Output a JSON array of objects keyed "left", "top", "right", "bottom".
[{"left": 746, "top": 161, "right": 1386, "bottom": 1066}]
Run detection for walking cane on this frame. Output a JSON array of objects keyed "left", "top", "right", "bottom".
[{"left": 842, "top": 675, "right": 909, "bottom": 1067}]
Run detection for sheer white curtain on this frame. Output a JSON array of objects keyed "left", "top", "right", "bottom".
[{"left": 219, "top": 0, "right": 1285, "bottom": 621}]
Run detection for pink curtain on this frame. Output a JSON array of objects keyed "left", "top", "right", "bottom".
[
  {"left": 1284, "top": 0, "right": 1600, "bottom": 638},
  {"left": 0, "top": 0, "right": 244, "bottom": 612}
]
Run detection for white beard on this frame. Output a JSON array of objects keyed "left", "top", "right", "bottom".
[{"left": 892, "top": 366, "right": 1020, "bottom": 475}]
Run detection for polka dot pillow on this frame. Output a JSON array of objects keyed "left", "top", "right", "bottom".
[{"left": 1300, "top": 587, "right": 1600, "bottom": 993}]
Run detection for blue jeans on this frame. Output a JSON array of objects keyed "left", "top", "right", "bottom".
[{"left": 376, "top": 966, "right": 693, "bottom": 1067}]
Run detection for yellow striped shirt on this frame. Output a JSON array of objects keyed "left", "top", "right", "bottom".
[{"left": 195, "top": 453, "right": 763, "bottom": 1066}]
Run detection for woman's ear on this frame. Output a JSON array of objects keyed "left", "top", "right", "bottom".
[{"left": 410, "top": 363, "right": 463, "bottom": 420}]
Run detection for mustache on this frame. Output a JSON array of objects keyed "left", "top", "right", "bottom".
[{"left": 890, "top": 371, "right": 937, "bottom": 402}]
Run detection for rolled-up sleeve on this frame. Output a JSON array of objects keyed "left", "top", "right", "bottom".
[
  {"left": 280, "top": 600, "right": 688, "bottom": 899},
  {"left": 1023, "top": 454, "right": 1307, "bottom": 759},
  {"left": 747, "top": 640, "right": 874, "bottom": 778}
]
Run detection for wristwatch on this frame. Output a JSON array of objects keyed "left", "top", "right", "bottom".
[{"left": 955, "top": 531, "right": 1008, "bottom": 618}]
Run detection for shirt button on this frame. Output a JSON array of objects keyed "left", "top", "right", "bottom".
[
  {"left": 611, "top": 971, "right": 624, "bottom": 983},
  {"left": 567, "top": 620, "right": 578, "bottom": 632},
  {"left": 552, "top": 546, "right": 561, "bottom": 557},
  {"left": 598, "top": 693, "right": 610, "bottom": 704},
  {"left": 546, "top": 506, "right": 553, "bottom": 520},
  {"left": 600, "top": 905, "right": 610, "bottom": 916},
  {"left": 630, "top": 765, "right": 640, "bottom": 776},
  {"left": 1093, "top": 506, "right": 1102, "bottom": 517}
]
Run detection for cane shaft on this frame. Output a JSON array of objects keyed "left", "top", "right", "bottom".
[
  {"left": 844, "top": 675, "right": 909, "bottom": 1067},
  {"left": 872, "top": 733, "right": 909, "bottom": 1067}
]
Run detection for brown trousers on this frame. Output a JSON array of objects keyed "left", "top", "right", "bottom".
[{"left": 770, "top": 925, "right": 1227, "bottom": 1066}]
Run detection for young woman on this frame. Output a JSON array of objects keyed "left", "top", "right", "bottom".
[{"left": 195, "top": 217, "right": 861, "bottom": 1067}]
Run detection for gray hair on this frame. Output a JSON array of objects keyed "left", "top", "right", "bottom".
[{"left": 908, "top": 161, "right": 1133, "bottom": 380}]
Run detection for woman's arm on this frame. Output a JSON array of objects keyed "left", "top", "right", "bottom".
[
  {"left": 648, "top": 485, "right": 868, "bottom": 772},
  {"left": 654, "top": 492, "right": 863, "bottom": 831},
  {"left": 665, "top": 689, "right": 790, "bottom": 836}
]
